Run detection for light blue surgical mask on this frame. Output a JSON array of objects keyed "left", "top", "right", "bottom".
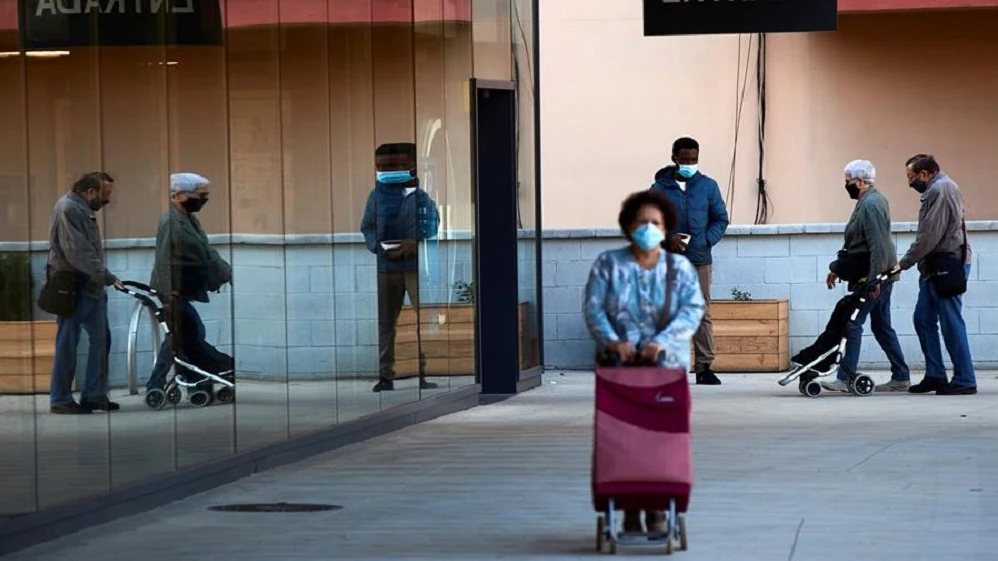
[
  {"left": 631, "top": 223, "right": 665, "bottom": 252},
  {"left": 376, "top": 170, "right": 414, "bottom": 185},
  {"left": 677, "top": 164, "right": 698, "bottom": 179}
]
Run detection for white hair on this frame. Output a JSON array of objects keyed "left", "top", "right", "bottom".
[
  {"left": 843, "top": 160, "right": 876, "bottom": 185},
  {"left": 170, "top": 172, "right": 210, "bottom": 194}
]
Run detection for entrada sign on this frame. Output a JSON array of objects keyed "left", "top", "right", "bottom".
[
  {"left": 19, "top": 0, "right": 223, "bottom": 48},
  {"left": 644, "top": 0, "right": 838, "bottom": 37}
]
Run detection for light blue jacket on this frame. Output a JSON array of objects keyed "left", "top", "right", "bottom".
[{"left": 583, "top": 247, "right": 706, "bottom": 370}]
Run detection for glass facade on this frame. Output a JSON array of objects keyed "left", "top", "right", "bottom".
[{"left": 0, "top": 0, "right": 538, "bottom": 517}]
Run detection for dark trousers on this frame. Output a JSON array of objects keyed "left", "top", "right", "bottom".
[
  {"left": 50, "top": 292, "right": 111, "bottom": 405},
  {"left": 147, "top": 299, "right": 230, "bottom": 391},
  {"left": 377, "top": 270, "right": 425, "bottom": 380}
]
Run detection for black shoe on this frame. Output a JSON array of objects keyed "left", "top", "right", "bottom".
[
  {"left": 80, "top": 398, "right": 120, "bottom": 412},
  {"left": 373, "top": 379, "right": 394, "bottom": 392},
  {"left": 696, "top": 368, "right": 721, "bottom": 385},
  {"left": 936, "top": 383, "right": 977, "bottom": 395},
  {"left": 908, "top": 376, "right": 948, "bottom": 394},
  {"left": 622, "top": 511, "right": 643, "bottom": 535},
  {"left": 419, "top": 378, "right": 438, "bottom": 390},
  {"left": 50, "top": 401, "right": 92, "bottom": 415}
]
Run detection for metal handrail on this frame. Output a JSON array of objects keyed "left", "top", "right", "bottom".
[{"left": 125, "top": 300, "right": 161, "bottom": 395}]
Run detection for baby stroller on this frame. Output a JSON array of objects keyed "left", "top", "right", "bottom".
[
  {"left": 592, "top": 351, "right": 692, "bottom": 555},
  {"left": 777, "top": 270, "right": 895, "bottom": 398},
  {"left": 115, "top": 281, "right": 235, "bottom": 409}
]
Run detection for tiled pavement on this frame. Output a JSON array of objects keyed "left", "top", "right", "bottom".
[{"left": 4, "top": 371, "right": 998, "bottom": 560}]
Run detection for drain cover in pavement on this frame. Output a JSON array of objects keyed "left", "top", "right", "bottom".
[{"left": 208, "top": 502, "right": 342, "bottom": 513}]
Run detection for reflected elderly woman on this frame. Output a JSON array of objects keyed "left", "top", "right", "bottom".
[{"left": 583, "top": 190, "right": 706, "bottom": 534}]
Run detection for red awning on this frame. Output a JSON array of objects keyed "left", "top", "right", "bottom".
[
  {"left": 0, "top": 0, "right": 472, "bottom": 33},
  {"left": 840, "top": 0, "right": 998, "bottom": 10}
]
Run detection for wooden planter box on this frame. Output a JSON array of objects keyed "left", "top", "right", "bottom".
[
  {"left": 693, "top": 300, "right": 789, "bottom": 372},
  {"left": 0, "top": 321, "right": 58, "bottom": 394},
  {"left": 394, "top": 302, "right": 530, "bottom": 377}
]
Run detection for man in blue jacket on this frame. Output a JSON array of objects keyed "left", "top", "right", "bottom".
[
  {"left": 361, "top": 143, "right": 440, "bottom": 393},
  {"left": 650, "top": 137, "right": 730, "bottom": 385}
]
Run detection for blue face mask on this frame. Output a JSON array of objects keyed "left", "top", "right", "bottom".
[
  {"left": 377, "top": 170, "right": 414, "bottom": 185},
  {"left": 677, "top": 164, "right": 698, "bottom": 179},
  {"left": 631, "top": 223, "right": 665, "bottom": 252}
]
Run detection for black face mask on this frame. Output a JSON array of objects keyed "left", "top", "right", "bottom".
[
  {"left": 845, "top": 181, "right": 861, "bottom": 200},
  {"left": 181, "top": 197, "right": 207, "bottom": 213},
  {"left": 909, "top": 179, "right": 928, "bottom": 194}
]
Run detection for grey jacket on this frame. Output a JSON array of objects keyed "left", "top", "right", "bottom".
[
  {"left": 149, "top": 206, "right": 231, "bottom": 303},
  {"left": 45, "top": 191, "right": 116, "bottom": 298},
  {"left": 841, "top": 187, "right": 897, "bottom": 281},
  {"left": 898, "top": 171, "right": 973, "bottom": 277}
]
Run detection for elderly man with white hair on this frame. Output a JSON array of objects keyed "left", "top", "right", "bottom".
[
  {"left": 822, "top": 159, "right": 911, "bottom": 393},
  {"left": 146, "top": 173, "right": 233, "bottom": 400}
]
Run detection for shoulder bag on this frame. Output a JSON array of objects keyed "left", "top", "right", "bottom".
[
  {"left": 38, "top": 267, "right": 78, "bottom": 317},
  {"left": 928, "top": 220, "right": 968, "bottom": 298}
]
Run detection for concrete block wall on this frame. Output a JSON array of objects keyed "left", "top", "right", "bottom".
[
  {"left": 542, "top": 222, "right": 998, "bottom": 372},
  {"left": 11, "top": 232, "right": 541, "bottom": 388}
]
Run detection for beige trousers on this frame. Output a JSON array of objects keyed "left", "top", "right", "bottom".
[{"left": 693, "top": 264, "right": 715, "bottom": 371}]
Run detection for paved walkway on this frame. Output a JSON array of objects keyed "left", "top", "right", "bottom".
[{"left": 5, "top": 371, "right": 998, "bottom": 560}]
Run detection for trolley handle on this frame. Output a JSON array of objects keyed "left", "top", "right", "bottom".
[
  {"left": 114, "top": 281, "right": 163, "bottom": 311},
  {"left": 601, "top": 348, "right": 668, "bottom": 368}
]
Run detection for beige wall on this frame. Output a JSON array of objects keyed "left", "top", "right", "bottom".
[{"left": 540, "top": 2, "right": 998, "bottom": 228}]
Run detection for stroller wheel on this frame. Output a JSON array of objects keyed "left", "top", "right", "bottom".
[
  {"left": 144, "top": 389, "right": 167, "bottom": 410},
  {"left": 215, "top": 387, "right": 235, "bottom": 404},
  {"left": 678, "top": 513, "right": 688, "bottom": 551},
  {"left": 852, "top": 375, "right": 876, "bottom": 396},
  {"left": 804, "top": 380, "right": 822, "bottom": 398},
  {"left": 165, "top": 386, "right": 182, "bottom": 405},
  {"left": 189, "top": 391, "right": 211, "bottom": 408},
  {"left": 596, "top": 516, "right": 605, "bottom": 552}
]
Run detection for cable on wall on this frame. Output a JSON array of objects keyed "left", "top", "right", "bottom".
[
  {"left": 754, "top": 32, "right": 772, "bottom": 225},
  {"left": 727, "top": 33, "right": 755, "bottom": 221}
]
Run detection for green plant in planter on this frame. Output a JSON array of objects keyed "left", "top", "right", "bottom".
[
  {"left": 453, "top": 280, "right": 475, "bottom": 304},
  {"left": 0, "top": 252, "right": 34, "bottom": 321},
  {"left": 730, "top": 286, "right": 753, "bottom": 302}
]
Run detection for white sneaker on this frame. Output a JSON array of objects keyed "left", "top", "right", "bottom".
[
  {"left": 820, "top": 379, "right": 849, "bottom": 392},
  {"left": 875, "top": 379, "right": 911, "bottom": 392}
]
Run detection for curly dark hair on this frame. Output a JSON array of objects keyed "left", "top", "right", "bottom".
[{"left": 617, "top": 190, "right": 678, "bottom": 240}]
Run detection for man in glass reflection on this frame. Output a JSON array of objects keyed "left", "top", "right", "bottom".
[
  {"left": 147, "top": 173, "right": 233, "bottom": 402},
  {"left": 361, "top": 143, "right": 440, "bottom": 392},
  {"left": 45, "top": 172, "right": 122, "bottom": 414}
]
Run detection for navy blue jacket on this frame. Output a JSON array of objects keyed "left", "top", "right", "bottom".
[
  {"left": 360, "top": 183, "right": 440, "bottom": 272},
  {"left": 650, "top": 166, "right": 730, "bottom": 266}
]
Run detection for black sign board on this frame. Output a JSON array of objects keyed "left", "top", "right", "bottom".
[
  {"left": 644, "top": 0, "right": 838, "bottom": 37},
  {"left": 19, "top": 0, "right": 223, "bottom": 49}
]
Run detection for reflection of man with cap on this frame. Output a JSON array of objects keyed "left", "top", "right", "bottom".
[{"left": 147, "top": 173, "right": 233, "bottom": 399}]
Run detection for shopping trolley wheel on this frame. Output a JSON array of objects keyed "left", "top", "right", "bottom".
[
  {"left": 852, "top": 375, "right": 875, "bottom": 396},
  {"left": 144, "top": 389, "right": 167, "bottom": 410},
  {"left": 165, "top": 386, "right": 182, "bottom": 405},
  {"left": 189, "top": 391, "right": 211, "bottom": 408},
  {"left": 804, "top": 380, "right": 822, "bottom": 398},
  {"left": 215, "top": 387, "right": 235, "bottom": 404},
  {"left": 596, "top": 516, "right": 605, "bottom": 552}
]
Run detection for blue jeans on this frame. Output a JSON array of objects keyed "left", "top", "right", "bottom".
[
  {"left": 837, "top": 281, "right": 910, "bottom": 382},
  {"left": 913, "top": 264, "right": 976, "bottom": 387},
  {"left": 50, "top": 292, "right": 111, "bottom": 405}
]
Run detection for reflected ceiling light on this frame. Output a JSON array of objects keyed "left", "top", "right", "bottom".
[{"left": 0, "top": 50, "right": 71, "bottom": 59}]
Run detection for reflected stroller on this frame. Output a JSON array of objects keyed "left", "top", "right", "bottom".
[
  {"left": 777, "top": 270, "right": 895, "bottom": 398},
  {"left": 115, "top": 281, "right": 235, "bottom": 409}
]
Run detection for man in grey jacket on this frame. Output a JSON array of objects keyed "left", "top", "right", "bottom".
[
  {"left": 45, "top": 172, "right": 122, "bottom": 414},
  {"left": 822, "top": 160, "right": 910, "bottom": 393},
  {"left": 897, "top": 155, "right": 976, "bottom": 395}
]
